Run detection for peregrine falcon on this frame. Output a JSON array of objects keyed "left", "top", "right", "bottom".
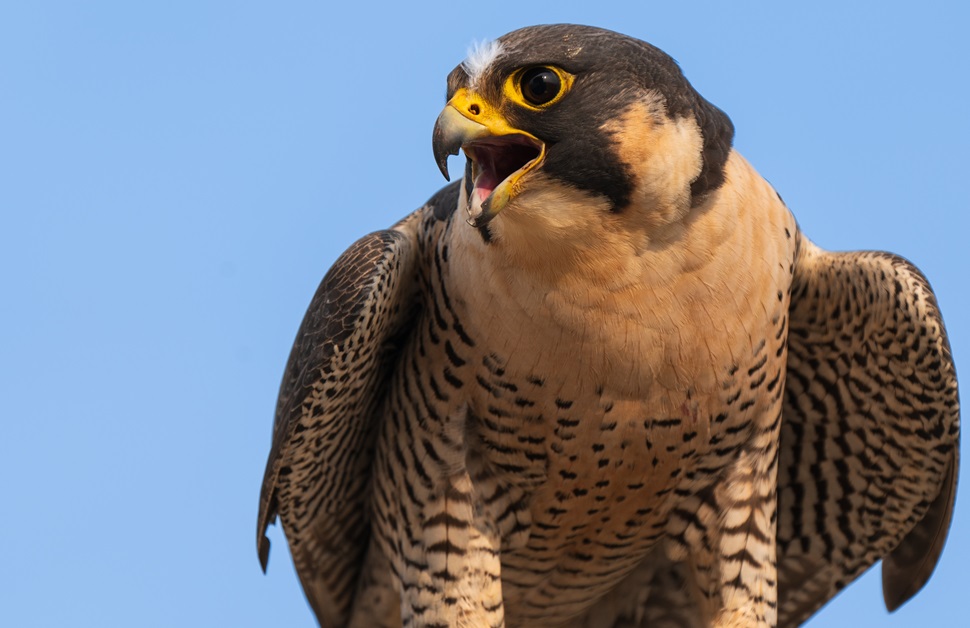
[{"left": 257, "top": 24, "right": 960, "bottom": 627}]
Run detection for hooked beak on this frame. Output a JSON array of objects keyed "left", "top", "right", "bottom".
[{"left": 432, "top": 89, "right": 544, "bottom": 227}]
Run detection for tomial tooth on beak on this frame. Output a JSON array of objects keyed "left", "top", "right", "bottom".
[{"left": 432, "top": 105, "right": 490, "bottom": 181}]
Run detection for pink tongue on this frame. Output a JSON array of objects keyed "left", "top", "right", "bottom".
[{"left": 475, "top": 171, "right": 500, "bottom": 202}]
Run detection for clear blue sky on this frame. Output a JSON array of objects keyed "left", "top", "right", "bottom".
[{"left": 1, "top": 2, "right": 966, "bottom": 626}]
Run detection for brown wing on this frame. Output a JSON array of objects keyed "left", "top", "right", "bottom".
[
  {"left": 776, "top": 236, "right": 960, "bottom": 626},
  {"left": 256, "top": 200, "right": 432, "bottom": 625}
]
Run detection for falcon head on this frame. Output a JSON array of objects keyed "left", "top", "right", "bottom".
[{"left": 432, "top": 24, "right": 734, "bottom": 245}]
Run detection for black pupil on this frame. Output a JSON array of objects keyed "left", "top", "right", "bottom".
[{"left": 521, "top": 67, "right": 561, "bottom": 105}]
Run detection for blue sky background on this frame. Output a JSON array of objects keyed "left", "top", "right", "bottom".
[{"left": 1, "top": 2, "right": 967, "bottom": 626}]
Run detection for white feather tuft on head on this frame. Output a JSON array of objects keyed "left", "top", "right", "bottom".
[{"left": 462, "top": 39, "right": 504, "bottom": 86}]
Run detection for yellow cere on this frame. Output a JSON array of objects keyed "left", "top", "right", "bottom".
[{"left": 446, "top": 88, "right": 524, "bottom": 136}]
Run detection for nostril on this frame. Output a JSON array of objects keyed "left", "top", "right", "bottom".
[{"left": 468, "top": 103, "right": 480, "bottom": 116}]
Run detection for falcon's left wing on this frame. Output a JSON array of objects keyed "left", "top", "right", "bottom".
[{"left": 777, "top": 237, "right": 960, "bottom": 626}]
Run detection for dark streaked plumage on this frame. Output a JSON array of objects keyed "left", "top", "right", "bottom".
[{"left": 258, "top": 24, "right": 959, "bottom": 628}]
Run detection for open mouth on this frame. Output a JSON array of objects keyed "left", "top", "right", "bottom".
[{"left": 463, "top": 135, "right": 543, "bottom": 205}]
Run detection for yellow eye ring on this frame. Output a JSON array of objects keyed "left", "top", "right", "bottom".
[{"left": 505, "top": 66, "right": 574, "bottom": 110}]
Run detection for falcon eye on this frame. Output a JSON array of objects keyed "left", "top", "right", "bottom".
[
  {"left": 520, "top": 67, "right": 562, "bottom": 106},
  {"left": 504, "top": 65, "right": 573, "bottom": 109}
]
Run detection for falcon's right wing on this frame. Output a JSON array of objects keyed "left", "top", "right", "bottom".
[{"left": 257, "top": 184, "right": 457, "bottom": 625}]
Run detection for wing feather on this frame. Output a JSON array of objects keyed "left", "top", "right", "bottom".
[
  {"left": 777, "top": 236, "right": 960, "bottom": 626},
  {"left": 256, "top": 210, "right": 424, "bottom": 625}
]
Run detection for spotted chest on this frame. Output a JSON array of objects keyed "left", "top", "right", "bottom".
[
  {"left": 448, "top": 319, "right": 791, "bottom": 624},
  {"left": 367, "top": 176, "right": 797, "bottom": 624}
]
